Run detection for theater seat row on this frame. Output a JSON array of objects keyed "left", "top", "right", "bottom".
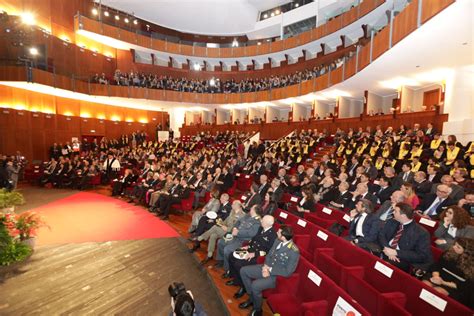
[{"left": 272, "top": 209, "right": 473, "bottom": 316}]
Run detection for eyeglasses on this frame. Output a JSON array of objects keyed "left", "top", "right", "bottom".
[{"left": 437, "top": 189, "right": 449, "bottom": 194}]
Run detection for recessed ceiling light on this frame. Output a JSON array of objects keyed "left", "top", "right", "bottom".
[
  {"left": 295, "top": 3, "right": 299, "bottom": 7},
  {"left": 92, "top": 8, "right": 98, "bottom": 15},
  {"left": 104, "top": 11, "right": 110, "bottom": 17},
  {"left": 133, "top": 19, "right": 138, "bottom": 25},
  {"left": 124, "top": 18, "right": 129, "bottom": 23},
  {"left": 263, "top": 14, "right": 268, "bottom": 18},
  {"left": 115, "top": 15, "right": 120, "bottom": 20}
]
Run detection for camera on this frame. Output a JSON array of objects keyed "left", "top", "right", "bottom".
[{"left": 168, "top": 282, "right": 186, "bottom": 299}]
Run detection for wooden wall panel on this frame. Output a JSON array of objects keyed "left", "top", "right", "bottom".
[
  {"left": 357, "top": 44, "right": 371, "bottom": 71},
  {"left": 392, "top": 0, "right": 418, "bottom": 45},
  {"left": 372, "top": 26, "right": 390, "bottom": 60},
  {"left": 330, "top": 67, "right": 343, "bottom": 86},
  {"left": 194, "top": 46, "right": 206, "bottom": 57},
  {"left": 421, "top": 0, "right": 454, "bottom": 23},
  {"left": 342, "top": 7, "right": 358, "bottom": 27},
  {"left": 315, "top": 74, "right": 329, "bottom": 91}
]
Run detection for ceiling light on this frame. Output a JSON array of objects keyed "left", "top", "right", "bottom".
[
  {"left": 263, "top": 14, "right": 268, "bottom": 18},
  {"left": 124, "top": 18, "right": 129, "bottom": 23},
  {"left": 133, "top": 19, "right": 138, "bottom": 25},
  {"left": 275, "top": 10, "right": 280, "bottom": 14},
  {"left": 104, "top": 11, "right": 110, "bottom": 17},
  {"left": 115, "top": 15, "right": 120, "bottom": 20},
  {"left": 29, "top": 47, "right": 39, "bottom": 56},
  {"left": 21, "top": 12, "right": 35, "bottom": 25},
  {"left": 271, "top": 12, "right": 275, "bottom": 17},
  {"left": 232, "top": 39, "right": 239, "bottom": 47},
  {"left": 295, "top": 3, "right": 299, "bottom": 7},
  {"left": 92, "top": 8, "right": 98, "bottom": 15},
  {"left": 193, "top": 63, "right": 201, "bottom": 71},
  {"left": 257, "top": 42, "right": 261, "bottom": 45}
]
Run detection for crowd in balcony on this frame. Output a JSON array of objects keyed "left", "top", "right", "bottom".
[
  {"left": 7, "top": 121, "right": 474, "bottom": 312},
  {"left": 91, "top": 58, "right": 344, "bottom": 94}
]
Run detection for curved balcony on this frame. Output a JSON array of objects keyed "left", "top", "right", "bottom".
[
  {"left": 0, "top": 0, "right": 454, "bottom": 105},
  {"left": 76, "top": 0, "right": 385, "bottom": 58}
]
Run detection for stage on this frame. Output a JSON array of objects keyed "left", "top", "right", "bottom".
[{"left": 0, "top": 188, "right": 227, "bottom": 315}]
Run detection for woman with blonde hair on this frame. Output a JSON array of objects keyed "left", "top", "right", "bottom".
[{"left": 400, "top": 182, "right": 420, "bottom": 209}]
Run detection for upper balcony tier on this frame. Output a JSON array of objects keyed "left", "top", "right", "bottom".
[{"left": 76, "top": 0, "right": 386, "bottom": 59}]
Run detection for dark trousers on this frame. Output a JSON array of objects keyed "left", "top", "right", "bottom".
[
  {"left": 229, "top": 255, "right": 257, "bottom": 286},
  {"left": 159, "top": 195, "right": 181, "bottom": 216}
]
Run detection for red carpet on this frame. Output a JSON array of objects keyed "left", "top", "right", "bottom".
[{"left": 29, "top": 192, "right": 179, "bottom": 245}]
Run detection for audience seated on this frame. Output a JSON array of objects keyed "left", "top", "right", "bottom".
[
  {"left": 422, "top": 238, "right": 473, "bottom": 308},
  {"left": 93, "top": 58, "right": 344, "bottom": 95},
  {"left": 27, "top": 122, "right": 474, "bottom": 311}
]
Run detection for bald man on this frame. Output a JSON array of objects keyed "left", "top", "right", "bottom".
[
  {"left": 225, "top": 215, "right": 277, "bottom": 298},
  {"left": 375, "top": 190, "right": 406, "bottom": 222}
]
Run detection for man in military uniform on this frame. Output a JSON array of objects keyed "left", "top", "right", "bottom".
[
  {"left": 239, "top": 225, "right": 300, "bottom": 316},
  {"left": 225, "top": 215, "right": 277, "bottom": 299},
  {"left": 215, "top": 205, "right": 262, "bottom": 275}
]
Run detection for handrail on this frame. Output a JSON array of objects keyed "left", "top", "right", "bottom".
[
  {"left": 0, "top": 0, "right": 455, "bottom": 104},
  {"left": 180, "top": 111, "right": 449, "bottom": 140},
  {"left": 76, "top": 0, "right": 385, "bottom": 58}
]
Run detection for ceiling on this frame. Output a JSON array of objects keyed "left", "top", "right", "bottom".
[
  {"left": 97, "top": 0, "right": 290, "bottom": 36},
  {"left": 1, "top": 0, "right": 472, "bottom": 112}
]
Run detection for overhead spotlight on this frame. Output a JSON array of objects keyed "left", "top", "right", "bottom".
[
  {"left": 124, "top": 18, "right": 129, "bottom": 23},
  {"left": 5, "top": 28, "right": 10, "bottom": 33},
  {"left": 92, "top": 8, "right": 98, "bottom": 15},
  {"left": 232, "top": 39, "right": 239, "bottom": 47},
  {"left": 21, "top": 12, "right": 35, "bottom": 25},
  {"left": 263, "top": 14, "right": 268, "bottom": 18},
  {"left": 104, "top": 11, "right": 110, "bottom": 17},
  {"left": 146, "top": 24, "right": 150, "bottom": 30},
  {"left": 193, "top": 63, "right": 201, "bottom": 71},
  {"left": 210, "top": 78, "right": 215, "bottom": 86},
  {"left": 295, "top": 3, "right": 299, "bottom": 7},
  {"left": 133, "top": 19, "right": 138, "bottom": 25},
  {"left": 257, "top": 42, "right": 261, "bottom": 45},
  {"left": 29, "top": 47, "right": 39, "bottom": 56},
  {"left": 275, "top": 10, "right": 280, "bottom": 14},
  {"left": 270, "top": 12, "right": 275, "bottom": 17},
  {"left": 115, "top": 15, "right": 120, "bottom": 20}
]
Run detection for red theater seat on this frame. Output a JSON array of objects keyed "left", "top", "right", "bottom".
[{"left": 267, "top": 257, "right": 370, "bottom": 316}]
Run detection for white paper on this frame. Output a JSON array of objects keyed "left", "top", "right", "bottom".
[
  {"left": 290, "top": 196, "right": 298, "bottom": 202},
  {"left": 332, "top": 297, "right": 362, "bottom": 316},
  {"left": 241, "top": 195, "right": 247, "bottom": 200},
  {"left": 236, "top": 173, "right": 241, "bottom": 177},
  {"left": 322, "top": 207, "right": 333, "bottom": 215},
  {"left": 343, "top": 214, "right": 351, "bottom": 222},
  {"left": 419, "top": 217, "right": 436, "bottom": 227},
  {"left": 307, "top": 270, "right": 322, "bottom": 286},
  {"left": 419, "top": 289, "right": 447, "bottom": 312},
  {"left": 373, "top": 180, "right": 380, "bottom": 185},
  {"left": 374, "top": 261, "right": 393, "bottom": 278},
  {"left": 279, "top": 212, "right": 288, "bottom": 219},
  {"left": 245, "top": 175, "right": 250, "bottom": 179},
  {"left": 317, "top": 230, "right": 328, "bottom": 241},
  {"left": 297, "top": 219, "right": 307, "bottom": 227}
]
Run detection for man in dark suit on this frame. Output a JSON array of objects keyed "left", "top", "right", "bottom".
[
  {"left": 239, "top": 225, "right": 300, "bottom": 316},
  {"left": 243, "top": 184, "right": 262, "bottom": 212},
  {"left": 430, "top": 175, "right": 465, "bottom": 203},
  {"left": 374, "top": 190, "right": 406, "bottom": 222},
  {"left": 159, "top": 178, "right": 190, "bottom": 220},
  {"left": 226, "top": 215, "right": 277, "bottom": 297},
  {"left": 345, "top": 199, "right": 381, "bottom": 249},
  {"left": 412, "top": 171, "right": 432, "bottom": 200},
  {"left": 378, "top": 203, "right": 433, "bottom": 271},
  {"left": 416, "top": 184, "right": 453, "bottom": 218},
  {"left": 347, "top": 156, "right": 360, "bottom": 178},
  {"left": 327, "top": 181, "right": 352, "bottom": 209},
  {"left": 427, "top": 165, "right": 442, "bottom": 184},
  {"left": 397, "top": 163, "right": 415, "bottom": 184},
  {"left": 363, "top": 159, "right": 378, "bottom": 181},
  {"left": 347, "top": 183, "right": 378, "bottom": 210},
  {"left": 257, "top": 174, "right": 270, "bottom": 199},
  {"left": 373, "top": 176, "right": 395, "bottom": 205},
  {"left": 216, "top": 166, "right": 234, "bottom": 194},
  {"left": 269, "top": 178, "right": 284, "bottom": 204}
]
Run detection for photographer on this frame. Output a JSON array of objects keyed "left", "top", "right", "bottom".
[{"left": 169, "top": 283, "right": 207, "bottom": 316}]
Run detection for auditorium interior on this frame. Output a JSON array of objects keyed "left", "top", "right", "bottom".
[{"left": 0, "top": 0, "right": 473, "bottom": 315}]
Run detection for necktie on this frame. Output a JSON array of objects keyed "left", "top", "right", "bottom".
[
  {"left": 276, "top": 242, "right": 283, "bottom": 250},
  {"left": 403, "top": 173, "right": 408, "bottom": 181},
  {"left": 385, "top": 206, "right": 394, "bottom": 220},
  {"left": 426, "top": 198, "right": 443, "bottom": 216},
  {"left": 389, "top": 224, "right": 404, "bottom": 248}
]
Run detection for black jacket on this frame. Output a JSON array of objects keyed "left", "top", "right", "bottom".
[
  {"left": 248, "top": 226, "right": 278, "bottom": 257},
  {"left": 379, "top": 219, "right": 433, "bottom": 267}
]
